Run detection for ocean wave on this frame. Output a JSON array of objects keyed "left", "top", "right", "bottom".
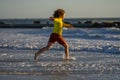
[
  {"left": 0, "top": 41, "right": 120, "bottom": 54},
  {"left": 0, "top": 28, "right": 120, "bottom": 54}
]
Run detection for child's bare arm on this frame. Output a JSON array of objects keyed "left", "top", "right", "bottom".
[{"left": 63, "top": 23, "right": 74, "bottom": 28}]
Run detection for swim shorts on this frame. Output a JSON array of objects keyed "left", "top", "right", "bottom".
[{"left": 48, "top": 33, "right": 67, "bottom": 46}]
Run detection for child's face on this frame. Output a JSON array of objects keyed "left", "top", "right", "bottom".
[{"left": 62, "top": 13, "right": 65, "bottom": 19}]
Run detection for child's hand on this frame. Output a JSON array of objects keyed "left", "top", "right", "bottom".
[
  {"left": 49, "top": 17, "right": 54, "bottom": 21},
  {"left": 69, "top": 24, "right": 74, "bottom": 28}
]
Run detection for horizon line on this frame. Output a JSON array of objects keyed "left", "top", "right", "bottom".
[{"left": 0, "top": 17, "right": 120, "bottom": 20}]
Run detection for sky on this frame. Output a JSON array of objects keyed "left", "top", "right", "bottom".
[{"left": 0, "top": 0, "right": 120, "bottom": 19}]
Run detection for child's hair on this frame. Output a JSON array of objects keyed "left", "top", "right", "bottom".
[{"left": 53, "top": 9, "right": 65, "bottom": 18}]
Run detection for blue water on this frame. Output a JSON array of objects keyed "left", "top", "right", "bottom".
[{"left": 0, "top": 18, "right": 120, "bottom": 24}]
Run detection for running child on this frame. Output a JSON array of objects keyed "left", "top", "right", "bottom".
[{"left": 34, "top": 9, "right": 73, "bottom": 60}]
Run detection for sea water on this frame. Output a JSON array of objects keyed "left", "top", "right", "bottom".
[{"left": 0, "top": 26, "right": 120, "bottom": 79}]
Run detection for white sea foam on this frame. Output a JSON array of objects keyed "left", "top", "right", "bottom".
[{"left": 0, "top": 28, "right": 120, "bottom": 53}]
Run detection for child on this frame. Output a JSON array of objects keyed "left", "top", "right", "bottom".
[{"left": 34, "top": 9, "right": 73, "bottom": 60}]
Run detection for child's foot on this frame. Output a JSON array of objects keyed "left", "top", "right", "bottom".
[
  {"left": 64, "top": 57, "right": 76, "bottom": 60},
  {"left": 34, "top": 52, "right": 38, "bottom": 60}
]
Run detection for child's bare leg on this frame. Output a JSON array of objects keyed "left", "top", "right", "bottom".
[
  {"left": 63, "top": 43, "right": 70, "bottom": 60},
  {"left": 34, "top": 43, "right": 53, "bottom": 60}
]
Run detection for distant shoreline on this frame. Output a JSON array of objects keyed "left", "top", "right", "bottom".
[{"left": 0, "top": 18, "right": 120, "bottom": 28}]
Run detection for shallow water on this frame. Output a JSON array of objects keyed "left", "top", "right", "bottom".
[{"left": 0, "top": 49, "right": 120, "bottom": 80}]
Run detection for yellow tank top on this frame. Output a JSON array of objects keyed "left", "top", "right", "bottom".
[{"left": 52, "top": 18, "right": 63, "bottom": 35}]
